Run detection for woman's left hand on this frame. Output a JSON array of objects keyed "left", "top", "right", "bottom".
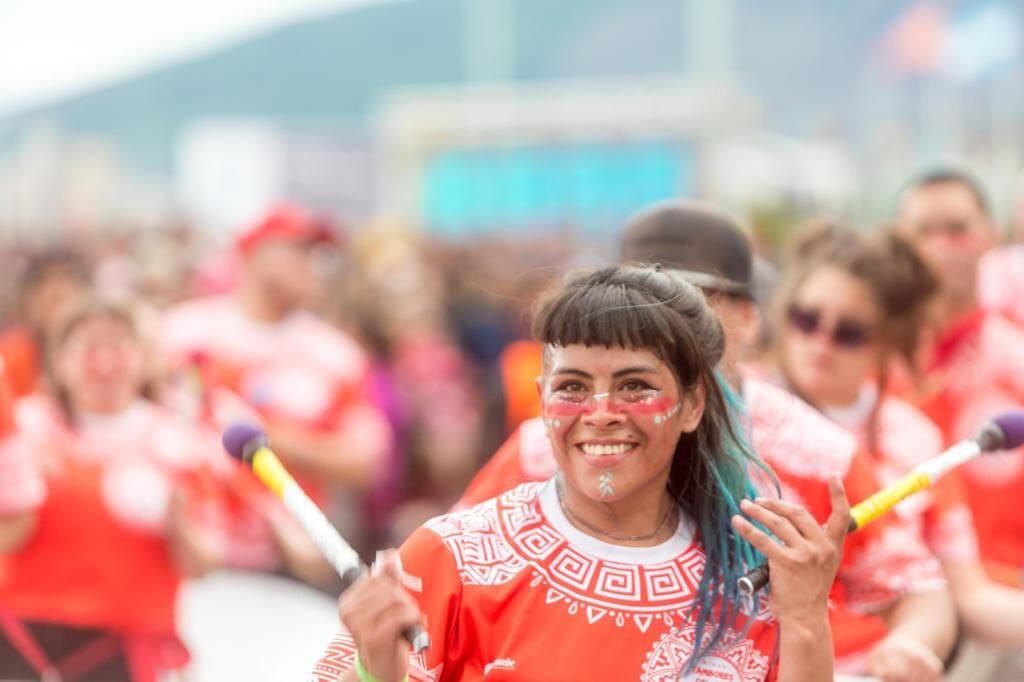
[{"left": 731, "top": 476, "right": 850, "bottom": 624}]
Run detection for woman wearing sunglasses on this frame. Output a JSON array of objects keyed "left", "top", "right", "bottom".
[{"left": 773, "top": 223, "right": 1024, "bottom": 656}]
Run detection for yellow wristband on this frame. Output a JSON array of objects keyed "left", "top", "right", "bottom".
[{"left": 354, "top": 654, "right": 409, "bottom": 682}]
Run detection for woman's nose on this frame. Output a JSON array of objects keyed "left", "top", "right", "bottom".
[{"left": 581, "top": 393, "right": 624, "bottom": 425}]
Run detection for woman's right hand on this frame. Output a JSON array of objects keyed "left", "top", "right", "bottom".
[
  {"left": 732, "top": 476, "right": 849, "bottom": 624},
  {"left": 338, "top": 551, "right": 423, "bottom": 682}
]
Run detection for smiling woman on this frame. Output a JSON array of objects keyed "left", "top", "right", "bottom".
[{"left": 314, "top": 265, "right": 849, "bottom": 682}]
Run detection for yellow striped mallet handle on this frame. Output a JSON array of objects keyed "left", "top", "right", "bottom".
[
  {"left": 737, "top": 412, "right": 1024, "bottom": 596},
  {"left": 223, "top": 423, "right": 430, "bottom": 652}
]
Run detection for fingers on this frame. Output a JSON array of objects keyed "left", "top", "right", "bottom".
[
  {"left": 824, "top": 475, "right": 852, "bottom": 546},
  {"left": 750, "top": 497, "right": 822, "bottom": 541},
  {"left": 374, "top": 549, "right": 403, "bottom": 580},
  {"left": 738, "top": 498, "right": 804, "bottom": 548},
  {"left": 731, "top": 514, "right": 786, "bottom": 562},
  {"left": 338, "top": 568, "right": 421, "bottom": 682},
  {"left": 366, "top": 597, "right": 423, "bottom": 644},
  {"left": 734, "top": 496, "right": 840, "bottom": 575}
]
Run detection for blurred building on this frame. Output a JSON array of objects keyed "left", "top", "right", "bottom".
[
  {"left": 0, "top": 122, "right": 170, "bottom": 238},
  {"left": 377, "top": 77, "right": 759, "bottom": 235},
  {"left": 176, "top": 120, "right": 375, "bottom": 235}
]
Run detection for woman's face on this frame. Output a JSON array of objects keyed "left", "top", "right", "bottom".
[
  {"left": 780, "top": 265, "right": 882, "bottom": 407},
  {"left": 54, "top": 314, "right": 147, "bottom": 414},
  {"left": 540, "top": 344, "right": 704, "bottom": 505}
]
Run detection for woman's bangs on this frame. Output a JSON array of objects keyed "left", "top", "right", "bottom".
[{"left": 535, "top": 281, "right": 676, "bottom": 359}]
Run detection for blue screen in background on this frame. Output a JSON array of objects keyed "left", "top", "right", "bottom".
[{"left": 423, "top": 142, "right": 693, "bottom": 236}]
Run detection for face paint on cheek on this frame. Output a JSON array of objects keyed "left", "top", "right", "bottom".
[
  {"left": 615, "top": 395, "right": 681, "bottom": 424},
  {"left": 544, "top": 399, "right": 591, "bottom": 419},
  {"left": 652, "top": 403, "right": 681, "bottom": 425}
]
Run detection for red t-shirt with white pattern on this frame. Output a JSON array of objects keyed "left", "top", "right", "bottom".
[
  {"left": 314, "top": 482, "right": 779, "bottom": 682},
  {"left": 456, "top": 379, "right": 946, "bottom": 673}
]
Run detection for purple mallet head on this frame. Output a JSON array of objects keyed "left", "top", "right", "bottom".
[
  {"left": 991, "top": 411, "right": 1024, "bottom": 451},
  {"left": 222, "top": 422, "right": 268, "bottom": 463}
]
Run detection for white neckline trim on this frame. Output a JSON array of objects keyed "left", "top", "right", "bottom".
[
  {"left": 537, "top": 478, "right": 696, "bottom": 564},
  {"left": 76, "top": 400, "right": 153, "bottom": 433}
]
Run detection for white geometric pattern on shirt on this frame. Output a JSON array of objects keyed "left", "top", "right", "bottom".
[
  {"left": 642, "top": 623, "right": 771, "bottom": 682},
  {"left": 425, "top": 484, "right": 770, "bottom": 633},
  {"left": 310, "top": 632, "right": 442, "bottom": 682}
]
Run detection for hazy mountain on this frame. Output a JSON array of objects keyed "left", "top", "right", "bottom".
[{"left": 0, "top": 0, "right": 913, "bottom": 173}]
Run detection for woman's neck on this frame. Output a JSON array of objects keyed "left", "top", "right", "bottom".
[
  {"left": 556, "top": 474, "right": 677, "bottom": 547},
  {"left": 818, "top": 384, "right": 878, "bottom": 433}
]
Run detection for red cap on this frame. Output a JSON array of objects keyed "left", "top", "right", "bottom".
[{"left": 235, "top": 204, "right": 337, "bottom": 254}]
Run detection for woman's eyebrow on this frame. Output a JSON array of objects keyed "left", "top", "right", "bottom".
[
  {"left": 612, "top": 365, "right": 659, "bottom": 378},
  {"left": 551, "top": 368, "right": 591, "bottom": 378}
]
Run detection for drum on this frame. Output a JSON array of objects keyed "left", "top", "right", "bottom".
[{"left": 178, "top": 570, "right": 338, "bottom": 682}]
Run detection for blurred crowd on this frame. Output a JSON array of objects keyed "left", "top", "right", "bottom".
[{"left": 3, "top": 166, "right": 1024, "bottom": 680}]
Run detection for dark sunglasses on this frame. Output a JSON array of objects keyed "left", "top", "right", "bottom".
[{"left": 786, "top": 304, "right": 875, "bottom": 349}]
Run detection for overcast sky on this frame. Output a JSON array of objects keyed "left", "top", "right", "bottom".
[{"left": 0, "top": 0, "right": 384, "bottom": 115}]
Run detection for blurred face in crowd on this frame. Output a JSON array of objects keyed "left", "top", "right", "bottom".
[
  {"left": 780, "top": 265, "right": 882, "bottom": 408},
  {"left": 54, "top": 313, "right": 147, "bottom": 414},
  {"left": 704, "top": 292, "right": 759, "bottom": 381},
  {"left": 899, "top": 181, "right": 996, "bottom": 312},
  {"left": 25, "top": 266, "right": 87, "bottom": 333},
  {"left": 540, "top": 344, "right": 703, "bottom": 506},
  {"left": 246, "top": 238, "right": 325, "bottom": 312}
]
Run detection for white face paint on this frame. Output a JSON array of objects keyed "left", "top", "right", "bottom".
[
  {"left": 599, "top": 472, "right": 615, "bottom": 498},
  {"left": 652, "top": 403, "right": 681, "bottom": 425}
]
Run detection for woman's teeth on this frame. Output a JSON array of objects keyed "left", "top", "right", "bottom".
[{"left": 580, "top": 443, "right": 635, "bottom": 456}]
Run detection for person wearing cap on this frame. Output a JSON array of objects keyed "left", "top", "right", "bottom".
[
  {"left": 160, "top": 204, "right": 392, "bottom": 586},
  {"left": 456, "top": 200, "right": 954, "bottom": 680}
]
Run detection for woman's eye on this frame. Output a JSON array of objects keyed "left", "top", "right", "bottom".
[
  {"left": 553, "top": 381, "right": 586, "bottom": 393},
  {"left": 622, "top": 380, "right": 653, "bottom": 392}
]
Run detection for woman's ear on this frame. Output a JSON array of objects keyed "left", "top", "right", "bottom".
[{"left": 677, "top": 381, "right": 706, "bottom": 434}]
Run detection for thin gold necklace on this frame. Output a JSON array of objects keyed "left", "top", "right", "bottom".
[{"left": 556, "top": 481, "right": 677, "bottom": 542}]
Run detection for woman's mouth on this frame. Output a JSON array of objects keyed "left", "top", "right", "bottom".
[{"left": 577, "top": 442, "right": 638, "bottom": 468}]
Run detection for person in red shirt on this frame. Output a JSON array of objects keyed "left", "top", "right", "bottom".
[
  {"left": 898, "top": 170, "right": 1024, "bottom": 587},
  {"left": 0, "top": 295, "right": 241, "bottom": 682},
  {"left": 316, "top": 264, "right": 848, "bottom": 682},
  {"left": 460, "top": 201, "right": 954, "bottom": 679},
  {"left": 771, "top": 222, "right": 1024, "bottom": 652},
  {"left": 161, "top": 204, "right": 393, "bottom": 582}
]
